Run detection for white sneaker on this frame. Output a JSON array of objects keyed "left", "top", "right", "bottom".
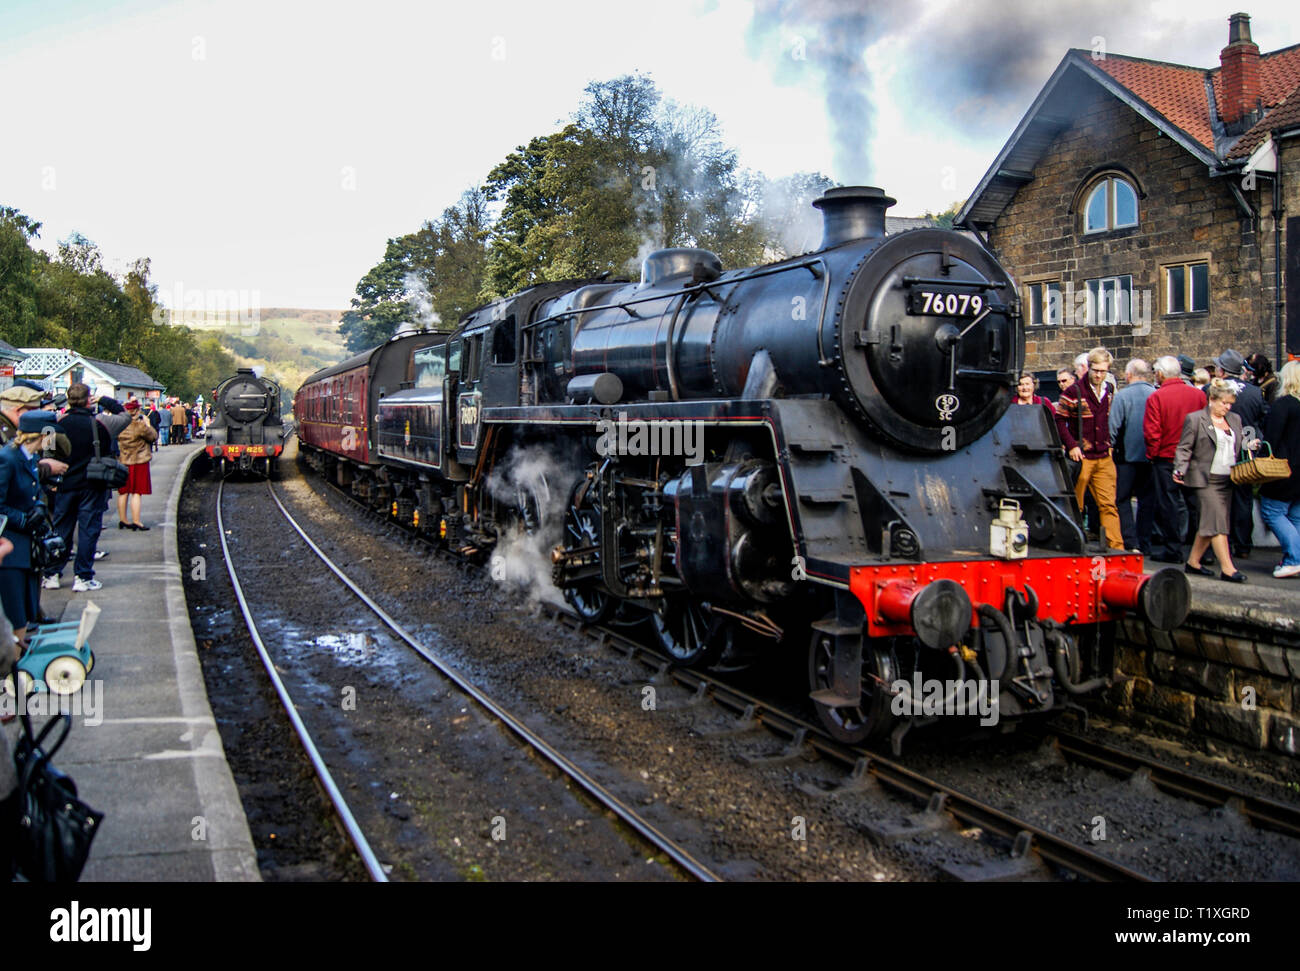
[
  {"left": 93, "top": 550, "right": 108, "bottom": 560},
  {"left": 72, "top": 577, "right": 102, "bottom": 592},
  {"left": 41, "top": 575, "right": 60, "bottom": 590},
  {"left": 1272, "top": 563, "right": 1300, "bottom": 579}
]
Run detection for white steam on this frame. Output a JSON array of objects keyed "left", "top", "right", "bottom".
[
  {"left": 404, "top": 270, "right": 442, "bottom": 330},
  {"left": 485, "top": 445, "right": 577, "bottom": 608}
]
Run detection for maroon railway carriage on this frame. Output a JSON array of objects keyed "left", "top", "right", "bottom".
[{"left": 294, "top": 331, "right": 444, "bottom": 484}]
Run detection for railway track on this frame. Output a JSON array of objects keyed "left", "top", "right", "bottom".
[
  {"left": 215, "top": 476, "right": 720, "bottom": 882},
  {"left": 300, "top": 454, "right": 1300, "bottom": 881},
  {"left": 215, "top": 478, "right": 387, "bottom": 882}
]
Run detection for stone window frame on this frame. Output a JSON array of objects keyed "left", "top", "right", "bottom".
[
  {"left": 1159, "top": 254, "right": 1211, "bottom": 317},
  {"left": 1022, "top": 275, "right": 1063, "bottom": 327},
  {"left": 1070, "top": 166, "right": 1146, "bottom": 237},
  {"left": 1084, "top": 273, "right": 1134, "bottom": 326}
]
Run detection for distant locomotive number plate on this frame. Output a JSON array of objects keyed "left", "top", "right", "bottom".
[{"left": 908, "top": 289, "right": 984, "bottom": 317}]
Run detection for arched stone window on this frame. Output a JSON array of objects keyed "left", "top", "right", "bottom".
[{"left": 1082, "top": 175, "right": 1139, "bottom": 233}]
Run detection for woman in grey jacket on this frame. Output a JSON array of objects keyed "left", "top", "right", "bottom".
[{"left": 1174, "top": 379, "right": 1256, "bottom": 582}]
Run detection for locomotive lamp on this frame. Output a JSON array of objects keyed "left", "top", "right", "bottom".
[{"left": 990, "top": 499, "right": 1029, "bottom": 560}]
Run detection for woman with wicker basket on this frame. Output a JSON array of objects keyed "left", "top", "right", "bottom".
[
  {"left": 1174, "top": 379, "right": 1258, "bottom": 582},
  {"left": 1260, "top": 361, "right": 1300, "bottom": 579}
]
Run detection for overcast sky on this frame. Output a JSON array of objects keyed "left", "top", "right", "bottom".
[{"left": 2, "top": 0, "right": 1297, "bottom": 310}]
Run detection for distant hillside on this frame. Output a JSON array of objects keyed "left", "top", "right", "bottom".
[{"left": 195, "top": 309, "right": 349, "bottom": 395}]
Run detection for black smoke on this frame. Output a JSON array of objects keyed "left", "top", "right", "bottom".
[{"left": 746, "top": 0, "right": 1236, "bottom": 177}]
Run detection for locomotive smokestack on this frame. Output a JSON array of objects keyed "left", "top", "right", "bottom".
[{"left": 813, "top": 186, "right": 896, "bottom": 249}]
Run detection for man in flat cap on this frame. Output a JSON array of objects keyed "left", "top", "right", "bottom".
[
  {"left": 1178, "top": 355, "right": 1197, "bottom": 385},
  {"left": 1213, "top": 349, "right": 1267, "bottom": 559}
]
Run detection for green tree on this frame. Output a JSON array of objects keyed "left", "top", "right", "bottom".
[
  {"left": 340, "top": 188, "right": 492, "bottom": 352},
  {"left": 482, "top": 126, "right": 639, "bottom": 297},
  {"left": 0, "top": 207, "right": 42, "bottom": 345},
  {"left": 924, "top": 199, "right": 965, "bottom": 230}
]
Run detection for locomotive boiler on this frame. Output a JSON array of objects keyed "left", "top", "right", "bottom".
[
  {"left": 297, "top": 186, "right": 1190, "bottom": 747},
  {"left": 205, "top": 368, "right": 289, "bottom": 478}
]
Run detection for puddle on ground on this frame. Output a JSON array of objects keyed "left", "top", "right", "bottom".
[{"left": 312, "top": 632, "right": 379, "bottom": 665}]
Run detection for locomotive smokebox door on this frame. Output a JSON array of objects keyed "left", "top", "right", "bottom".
[{"left": 989, "top": 499, "right": 1029, "bottom": 560}]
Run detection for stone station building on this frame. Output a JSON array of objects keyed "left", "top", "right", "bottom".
[{"left": 958, "top": 13, "right": 1300, "bottom": 374}]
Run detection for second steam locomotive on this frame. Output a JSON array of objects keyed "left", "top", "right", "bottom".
[
  {"left": 206, "top": 368, "right": 288, "bottom": 478},
  {"left": 296, "top": 186, "right": 1189, "bottom": 747}
]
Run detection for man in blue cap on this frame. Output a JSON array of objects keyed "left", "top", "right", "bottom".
[{"left": 0, "top": 384, "right": 69, "bottom": 480}]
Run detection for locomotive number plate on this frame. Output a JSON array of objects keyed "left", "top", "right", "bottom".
[{"left": 907, "top": 288, "right": 985, "bottom": 317}]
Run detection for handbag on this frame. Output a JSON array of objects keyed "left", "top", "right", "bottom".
[
  {"left": 26, "top": 508, "right": 64, "bottom": 571},
  {"left": 1230, "top": 441, "right": 1292, "bottom": 486},
  {"left": 13, "top": 703, "right": 105, "bottom": 881},
  {"left": 84, "top": 419, "right": 128, "bottom": 489}
]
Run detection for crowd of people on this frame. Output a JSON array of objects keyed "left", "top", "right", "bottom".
[
  {"left": 150, "top": 397, "right": 208, "bottom": 447},
  {"left": 1017, "top": 347, "right": 1300, "bottom": 582},
  {"left": 0, "top": 382, "right": 216, "bottom": 878},
  {"left": 0, "top": 382, "right": 213, "bottom": 657}
]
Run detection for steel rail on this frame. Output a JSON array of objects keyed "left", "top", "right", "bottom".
[
  {"left": 1050, "top": 731, "right": 1300, "bottom": 839},
  {"left": 262, "top": 481, "right": 721, "bottom": 883},
  {"left": 215, "top": 479, "right": 389, "bottom": 882},
  {"left": 559, "top": 610, "right": 1154, "bottom": 883},
  {"left": 301, "top": 456, "right": 1157, "bottom": 881}
]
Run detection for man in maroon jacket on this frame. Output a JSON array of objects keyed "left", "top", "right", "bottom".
[
  {"left": 1056, "top": 347, "right": 1124, "bottom": 550},
  {"left": 1143, "top": 355, "right": 1209, "bottom": 562}
]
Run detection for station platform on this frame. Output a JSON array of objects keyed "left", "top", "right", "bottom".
[{"left": 11, "top": 440, "right": 259, "bottom": 881}]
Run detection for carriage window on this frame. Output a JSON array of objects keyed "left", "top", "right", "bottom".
[
  {"left": 492, "top": 316, "right": 517, "bottom": 364},
  {"left": 448, "top": 341, "right": 462, "bottom": 376}
]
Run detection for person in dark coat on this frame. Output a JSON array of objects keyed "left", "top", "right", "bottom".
[
  {"left": 41, "top": 383, "right": 111, "bottom": 593},
  {"left": 1245, "top": 352, "right": 1278, "bottom": 404},
  {"left": 0, "top": 411, "right": 59, "bottom": 641},
  {"left": 1108, "top": 358, "right": 1157, "bottom": 552},
  {"left": 148, "top": 401, "right": 162, "bottom": 451},
  {"left": 1260, "top": 361, "right": 1300, "bottom": 578},
  {"left": 1174, "top": 380, "right": 1257, "bottom": 582}
]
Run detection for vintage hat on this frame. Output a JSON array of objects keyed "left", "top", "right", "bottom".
[
  {"left": 125, "top": 399, "right": 140, "bottom": 411},
  {"left": 1177, "top": 354, "right": 1196, "bottom": 379},
  {"left": 1215, "top": 348, "right": 1245, "bottom": 376},
  {"left": 0, "top": 384, "right": 46, "bottom": 406},
  {"left": 18, "top": 410, "right": 57, "bottom": 433},
  {"left": 97, "top": 396, "right": 124, "bottom": 415},
  {"left": 12, "top": 379, "right": 47, "bottom": 394}
]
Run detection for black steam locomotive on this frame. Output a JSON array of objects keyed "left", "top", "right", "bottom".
[
  {"left": 297, "top": 186, "right": 1189, "bottom": 746},
  {"left": 206, "top": 368, "right": 288, "bottom": 478}
]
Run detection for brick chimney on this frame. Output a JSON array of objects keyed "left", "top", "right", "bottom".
[{"left": 1219, "top": 12, "right": 1261, "bottom": 131}]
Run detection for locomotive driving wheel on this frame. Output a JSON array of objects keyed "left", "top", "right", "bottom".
[
  {"left": 808, "top": 632, "right": 900, "bottom": 744},
  {"left": 650, "top": 598, "right": 727, "bottom": 669},
  {"left": 562, "top": 479, "right": 611, "bottom": 624}
]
